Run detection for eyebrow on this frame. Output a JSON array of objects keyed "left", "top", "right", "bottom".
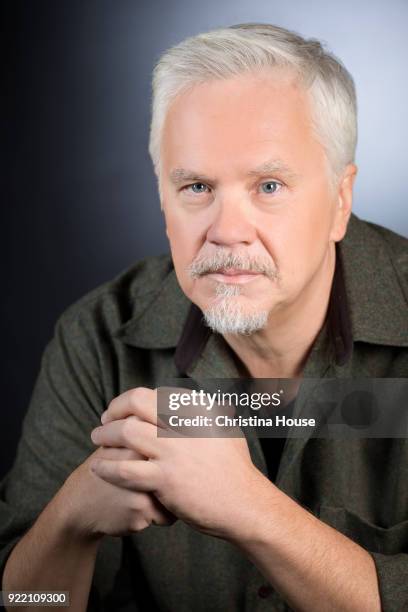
[
  {"left": 169, "top": 159, "right": 300, "bottom": 186},
  {"left": 169, "top": 168, "right": 213, "bottom": 186},
  {"left": 248, "top": 159, "right": 300, "bottom": 181}
]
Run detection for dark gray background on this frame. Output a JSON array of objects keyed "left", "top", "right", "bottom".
[{"left": 2, "top": 0, "right": 407, "bottom": 478}]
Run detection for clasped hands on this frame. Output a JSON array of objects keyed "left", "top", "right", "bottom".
[{"left": 90, "top": 387, "right": 267, "bottom": 540}]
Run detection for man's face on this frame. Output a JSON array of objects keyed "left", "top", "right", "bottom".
[{"left": 160, "top": 72, "right": 354, "bottom": 333}]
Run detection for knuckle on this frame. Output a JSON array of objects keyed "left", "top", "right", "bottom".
[
  {"left": 131, "top": 493, "right": 144, "bottom": 512},
  {"left": 130, "top": 386, "right": 153, "bottom": 406},
  {"left": 131, "top": 517, "right": 150, "bottom": 532},
  {"left": 122, "top": 448, "right": 138, "bottom": 460},
  {"left": 131, "top": 493, "right": 151, "bottom": 512},
  {"left": 129, "top": 387, "right": 146, "bottom": 405},
  {"left": 141, "top": 495, "right": 155, "bottom": 513},
  {"left": 118, "top": 462, "right": 133, "bottom": 481},
  {"left": 122, "top": 417, "right": 137, "bottom": 443}
]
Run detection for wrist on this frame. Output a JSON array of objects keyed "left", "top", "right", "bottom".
[
  {"left": 51, "top": 473, "right": 104, "bottom": 546},
  {"left": 223, "top": 468, "right": 281, "bottom": 546}
]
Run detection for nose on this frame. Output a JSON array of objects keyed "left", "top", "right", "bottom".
[{"left": 206, "top": 195, "right": 256, "bottom": 247}]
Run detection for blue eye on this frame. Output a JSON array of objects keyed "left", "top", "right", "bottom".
[
  {"left": 260, "top": 181, "right": 281, "bottom": 194},
  {"left": 188, "top": 182, "right": 209, "bottom": 194}
]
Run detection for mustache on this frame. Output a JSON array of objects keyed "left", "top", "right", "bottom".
[{"left": 187, "top": 249, "right": 278, "bottom": 279}]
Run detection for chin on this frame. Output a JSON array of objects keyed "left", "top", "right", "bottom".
[{"left": 202, "top": 298, "right": 269, "bottom": 335}]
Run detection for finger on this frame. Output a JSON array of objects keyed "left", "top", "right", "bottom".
[
  {"left": 101, "top": 387, "right": 159, "bottom": 426},
  {"left": 91, "top": 417, "right": 159, "bottom": 458},
  {"left": 91, "top": 446, "right": 145, "bottom": 461},
  {"left": 90, "top": 458, "right": 160, "bottom": 491}
]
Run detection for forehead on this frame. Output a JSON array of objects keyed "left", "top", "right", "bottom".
[{"left": 161, "top": 72, "right": 323, "bottom": 176}]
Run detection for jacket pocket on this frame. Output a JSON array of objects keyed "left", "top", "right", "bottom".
[{"left": 318, "top": 505, "right": 408, "bottom": 554}]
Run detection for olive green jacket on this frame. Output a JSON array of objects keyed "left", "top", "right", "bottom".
[{"left": 1, "top": 214, "right": 407, "bottom": 611}]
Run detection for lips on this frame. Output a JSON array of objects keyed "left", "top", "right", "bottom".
[
  {"left": 216, "top": 268, "right": 259, "bottom": 276},
  {"left": 205, "top": 269, "right": 263, "bottom": 284}
]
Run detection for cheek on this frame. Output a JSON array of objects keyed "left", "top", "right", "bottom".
[
  {"left": 261, "top": 193, "right": 334, "bottom": 279},
  {"left": 166, "top": 215, "right": 200, "bottom": 261},
  {"left": 167, "top": 222, "right": 189, "bottom": 273},
  {"left": 164, "top": 211, "right": 206, "bottom": 292}
]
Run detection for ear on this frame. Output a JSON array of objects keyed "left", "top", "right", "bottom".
[{"left": 330, "top": 163, "right": 358, "bottom": 242}]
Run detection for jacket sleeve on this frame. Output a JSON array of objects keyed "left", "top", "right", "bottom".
[{"left": 0, "top": 309, "right": 123, "bottom": 608}]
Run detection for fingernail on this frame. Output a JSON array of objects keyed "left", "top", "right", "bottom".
[{"left": 101, "top": 411, "right": 107, "bottom": 424}]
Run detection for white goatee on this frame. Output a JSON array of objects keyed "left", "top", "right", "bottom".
[
  {"left": 204, "top": 282, "right": 268, "bottom": 335},
  {"left": 187, "top": 247, "right": 277, "bottom": 336}
]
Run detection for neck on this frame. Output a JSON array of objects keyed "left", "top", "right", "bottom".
[{"left": 223, "top": 244, "right": 336, "bottom": 378}]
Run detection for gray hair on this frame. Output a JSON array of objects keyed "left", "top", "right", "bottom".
[{"left": 148, "top": 23, "right": 357, "bottom": 186}]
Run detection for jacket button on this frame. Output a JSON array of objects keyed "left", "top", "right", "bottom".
[{"left": 258, "top": 584, "right": 273, "bottom": 598}]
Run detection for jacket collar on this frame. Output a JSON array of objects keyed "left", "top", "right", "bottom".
[
  {"left": 340, "top": 214, "right": 408, "bottom": 347},
  {"left": 116, "top": 214, "right": 408, "bottom": 360},
  {"left": 115, "top": 269, "right": 191, "bottom": 349}
]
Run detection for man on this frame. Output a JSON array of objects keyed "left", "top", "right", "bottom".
[{"left": 1, "top": 23, "right": 407, "bottom": 612}]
